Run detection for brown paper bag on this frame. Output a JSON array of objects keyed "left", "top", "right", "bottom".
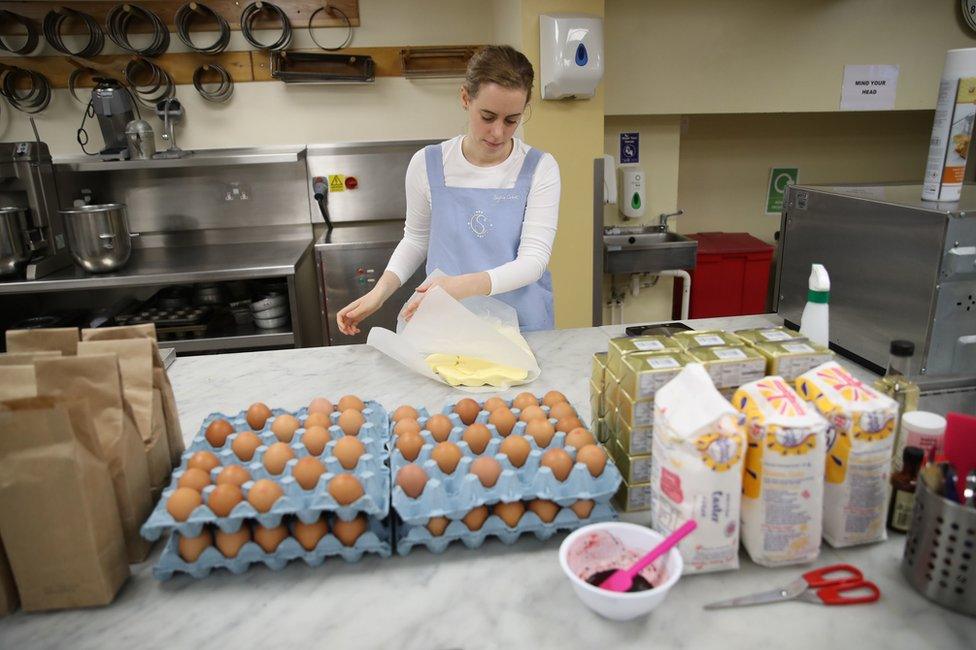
[
  {"left": 5, "top": 327, "right": 79, "bottom": 356},
  {"left": 35, "top": 355, "right": 153, "bottom": 563},
  {"left": 0, "top": 366, "right": 37, "bottom": 401},
  {"left": 0, "top": 540, "right": 18, "bottom": 616},
  {"left": 0, "top": 396, "right": 129, "bottom": 611},
  {"left": 81, "top": 325, "right": 184, "bottom": 465},
  {"left": 0, "top": 351, "right": 61, "bottom": 365}
]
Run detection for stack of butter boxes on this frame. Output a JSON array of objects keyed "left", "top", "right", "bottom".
[
  {"left": 672, "top": 330, "right": 767, "bottom": 400},
  {"left": 731, "top": 327, "right": 833, "bottom": 381}
]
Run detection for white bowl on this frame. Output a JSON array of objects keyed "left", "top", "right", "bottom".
[{"left": 558, "top": 522, "right": 683, "bottom": 621}]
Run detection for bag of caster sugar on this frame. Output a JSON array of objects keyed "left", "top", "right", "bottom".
[
  {"left": 650, "top": 364, "right": 746, "bottom": 574},
  {"left": 796, "top": 362, "right": 898, "bottom": 547}
]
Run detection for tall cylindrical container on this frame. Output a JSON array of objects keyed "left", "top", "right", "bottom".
[{"left": 922, "top": 48, "right": 976, "bottom": 202}]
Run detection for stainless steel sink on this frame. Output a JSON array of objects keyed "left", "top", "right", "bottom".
[{"left": 603, "top": 226, "right": 698, "bottom": 274}]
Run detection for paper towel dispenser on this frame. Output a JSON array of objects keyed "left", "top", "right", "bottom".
[{"left": 539, "top": 13, "right": 604, "bottom": 100}]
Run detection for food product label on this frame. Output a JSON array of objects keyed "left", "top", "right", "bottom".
[
  {"left": 706, "top": 357, "right": 767, "bottom": 388},
  {"left": 782, "top": 342, "right": 815, "bottom": 353},
  {"left": 924, "top": 75, "right": 976, "bottom": 199},
  {"left": 713, "top": 347, "right": 747, "bottom": 360},
  {"left": 890, "top": 490, "right": 914, "bottom": 532},
  {"left": 633, "top": 400, "right": 654, "bottom": 427},
  {"left": 760, "top": 329, "right": 793, "bottom": 341},
  {"left": 694, "top": 334, "right": 725, "bottom": 347},
  {"left": 634, "top": 340, "right": 666, "bottom": 351},
  {"left": 647, "top": 356, "right": 680, "bottom": 369}
]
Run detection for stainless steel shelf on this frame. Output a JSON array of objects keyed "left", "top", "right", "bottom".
[
  {"left": 163, "top": 327, "right": 294, "bottom": 354},
  {"left": 53, "top": 146, "right": 306, "bottom": 172}
]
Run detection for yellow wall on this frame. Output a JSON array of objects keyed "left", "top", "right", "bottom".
[
  {"left": 520, "top": 0, "right": 605, "bottom": 329},
  {"left": 606, "top": 0, "right": 976, "bottom": 115}
]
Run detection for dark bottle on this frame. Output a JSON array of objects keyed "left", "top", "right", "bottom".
[{"left": 887, "top": 446, "right": 925, "bottom": 533}]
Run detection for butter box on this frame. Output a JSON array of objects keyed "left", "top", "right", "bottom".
[
  {"left": 615, "top": 417, "right": 653, "bottom": 455},
  {"left": 616, "top": 386, "right": 654, "bottom": 429},
  {"left": 672, "top": 330, "right": 742, "bottom": 351},
  {"left": 732, "top": 327, "right": 808, "bottom": 346},
  {"left": 619, "top": 351, "right": 693, "bottom": 401},
  {"left": 589, "top": 379, "right": 604, "bottom": 419},
  {"left": 613, "top": 478, "right": 651, "bottom": 512},
  {"left": 688, "top": 345, "right": 766, "bottom": 389},
  {"left": 591, "top": 352, "right": 607, "bottom": 388},
  {"left": 604, "top": 368, "right": 620, "bottom": 412},
  {"left": 592, "top": 416, "right": 610, "bottom": 444},
  {"left": 754, "top": 341, "right": 834, "bottom": 381},
  {"left": 609, "top": 439, "right": 652, "bottom": 484},
  {"left": 607, "top": 336, "right": 681, "bottom": 378}
]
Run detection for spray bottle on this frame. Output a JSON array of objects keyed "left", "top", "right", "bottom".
[{"left": 799, "top": 263, "right": 829, "bottom": 347}]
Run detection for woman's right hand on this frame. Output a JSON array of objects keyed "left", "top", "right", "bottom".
[{"left": 336, "top": 289, "right": 385, "bottom": 336}]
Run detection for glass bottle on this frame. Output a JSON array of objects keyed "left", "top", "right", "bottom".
[
  {"left": 886, "top": 446, "right": 924, "bottom": 532},
  {"left": 875, "top": 340, "right": 920, "bottom": 470}
]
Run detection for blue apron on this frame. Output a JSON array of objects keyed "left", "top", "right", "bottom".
[{"left": 424, "top": 143, "right": 555, "bottom": 331}]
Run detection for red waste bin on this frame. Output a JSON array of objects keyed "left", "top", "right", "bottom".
[{"left": 672, "top": 232, "right": 774, "bottom": 319}]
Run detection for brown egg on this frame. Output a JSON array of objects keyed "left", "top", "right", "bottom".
[
  {"left": 263, "top": 442, "right": 295, "bottom": 475},
  {"left": 333, "top": 435, "right": 366, "bottom": 470},
  {"left": 489, "top": 407, "right": 517, "bottom": 437},
  {"left": 187, "top": 451, "right": 220, "bottom": 473},
  {"left": 526, "top": 419, "right": 556, "bottom": 448},
  {"left": 513, "top": 392, "right": 538, "bottom": 410},
  {"left": 247, "top": 479, "right": 284, "bottom": 512},
  {"left": 519, "top": 405, "right": 547, "bottom": 423},
  {"left": 493, "top": 501, "right": 526, "bottom": 528},
  {"left": 541, "top": 448, "right": 574, "bottom": 481},
  {"left": 528, "top": 499, "right": 559, "bottom": 523},
  {"left": 431, "top": 441, "right": 462, "bottom": 475},
  {"left": 303, "top": 412, "right": 331, "bottom": 430},
  {"left": 392, "top": 405, "right": 419, "bottom": 422},
  {"left": 483, "top": 397, "right": 508, "bottom": 413},
  {"left": 293, "top": 517, "right": 329, "bottom": 551},
  {"left": 231, "top": 431, "right": 262, "bottom": 462},
  {"left": 470, "top": 456, "right": 502, "bottom": 488},
  {"left": 293, "top": 456, "right": 326, "bottom": 490},
  {"left": 454, "top": 398, "right": 481, "bottom": 426},
  {"left": 542, "top": 390, "right": 568, "bottom": 407},
  {"left": 302, "top": 425, "right": 331, "bottom": 456},
  {"left": 556, "top": 416, "right": 585, "bottom": 434},
  {"left": 246, "top": 402, "right": 272, "bottom": 430},
  {"left": 549, "top": 401, "right": 576, "bottom": 421},
  {"left": 178, "top": 529, "right": 213, "bottom": 563},
  {"left": 463, "top": 505, "right": 489, "bottom": 531},
  {"left": 395, "top": 431, "right": 424, "bottom": 462},
  {"left": 328, "top": 474, "right": 364, "bottom": 505},
  {"left": 394, "top": 418, "right": 421, "bottom": 437},
  {"left": 208, "top": 483, "right": 243, "bottom": 517},
  {"left": 576, "top": 444, "right": 607, "bottom": 477},
  {"left": 499, "top": 435, "right": 531, "bottom": 468},
  {"left": 215, "top": 525, "right": 250, "bottom": 558},
  {"left": 338, "top": 395, "right": 365, "bottom": 412},
  {"left": 253, "top": 523, "right": 288, "bottom": 553},
  {"left": 333, "top": 514, "right": 367, "bottom": 546},
  {"left": 462, "top": 423, "right": 492, "bottom": 454},
  {"left": 426, "top": 414, "right": 453, "bottom": 442},
  {"left": 426, "top": 516, "right": 450, "bottom": 536},
  {"left": 338, "top": 409, "right": 365, "bottom": 436},
  {"left": 205, "top": 419, "right": 234, "bottom": 448},
  {"left": 570, "top": 499, "right": 595, "bottom": 519},
  {"left": 565, "top": 427, "right": 596, "bottom": 450},
  {"left": 215, "top": 464, "right": 251, "bottom": 488},
  {"left": 308, "top": 397, "right": 334, "bottom": 415},
  {"left": 396, "top": 464, "right": 429, "bottom": 498},
  {"left": 270, "top": 414, "right": 300, "bottom": 443},
  {"left": 167, "top": 487, "right": 203, "bottom": 521},
  {"left": 177, "top": 468, "right": 211, "bottom": 492}
]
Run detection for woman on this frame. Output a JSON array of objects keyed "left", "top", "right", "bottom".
[{"left": 336, "top": 45, "right": 560, "bottom": 335}]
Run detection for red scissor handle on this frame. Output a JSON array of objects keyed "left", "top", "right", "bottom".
[
  {"left": 802, "top": 564, "right": 864, "bottom": 588},
  {"left": 815, "top": 580, "right": 881, "bottom": 605}
]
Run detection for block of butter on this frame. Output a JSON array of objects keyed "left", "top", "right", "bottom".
[
  {"left": 796, "top": 362, "right": 898, "bottom": 548},
  {"left": 609, "top": 439, "right": 652, "bottom": 484},
  {"left": 688, "top": 345, "right": 766, "bottom": 389},
  {"left": 732, "top": 326, "right": 808, "bottom": 346},
  {"left": 614, "top": 478, "right": 651, "bottom": 512},
  {"left": 607, "top": 335, "right": 681, "bottom": 377},
  {"left": 616, "top": 417, "right": 653, "bottom": 455},
  {"left": 603, "top": 368, "right": 619, "bottom": 415},
  {"left": 619, "top": 351, "right": 693, "bottom": 401},
  {"left": 672, "top": 329, "right": 742, "bottom": 351},
  {"left": 617, "top": 386, "right": 655, "bottom": 429},
  {"left": 591, "top": 352, "right": 607, "bottom": 388},
  {"left": 754, "top": 340, "right": 834, "bottom": 381},
  {"left": 591, "top": 416, "right": 610, "bottom": 444},
  {"left": 589, "top": 378, "right": 604, "bottom": 419}
]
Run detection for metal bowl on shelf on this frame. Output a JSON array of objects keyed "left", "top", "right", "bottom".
[
  {"left": 0, "top": 206, "right": 31, "bottom": 277},
  {"left": 59, "top": 203, "right": 139, "bottom": 273}
]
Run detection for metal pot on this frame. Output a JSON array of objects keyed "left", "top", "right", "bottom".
[
  {"left": 60, "top": 203, "right": 139, "bottom": 273},
  {"left": 0, "top": 206, "right": 30, "bottom": 277}
]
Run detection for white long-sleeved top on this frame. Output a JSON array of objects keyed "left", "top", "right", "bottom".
[{"left": 384, "top": 135, "right": 560, "bottom": 295}]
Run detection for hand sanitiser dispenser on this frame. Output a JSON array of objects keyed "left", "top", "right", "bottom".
[
  {"left": 620, "top": 167, "right": 646, "bottom": 219},
  {"left": 540, "top": 14, "right": 604, "bottom": 100}
]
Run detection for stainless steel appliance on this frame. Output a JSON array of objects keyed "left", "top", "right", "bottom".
[
  {"left": 309, "top": 141, "right": 435, "bottom": 345},
  {"left": 153, "top": 98, "right": 186, "bottom": 160},
  {"left": 91, "top": 79, "right": 136, "bottom": 160},
  {"left": 0, "top": 206, "right": 31, "bottom": 276},
  {"left": 775, "top": 184, "right": 976, "bottom": 407},
  {"left": 125, "top": 120, "right": 156, "bottom": 160},
  {"left": 60, "top": 203, "right": 139, "bottom": 273}
]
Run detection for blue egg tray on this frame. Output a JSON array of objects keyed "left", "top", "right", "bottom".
[
  {"left": 396, "top": 502, "right": 617, "bottom": 555},
  {"left": 153, "top": 516, "right": 392, "bottom": 580}
]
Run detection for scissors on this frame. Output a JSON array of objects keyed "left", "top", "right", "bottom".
[{"left": 703, "top": 564, "right": 881, "bottom": 610}]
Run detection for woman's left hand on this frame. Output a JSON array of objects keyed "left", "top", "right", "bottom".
[{"left": 403, "top": 272, "right": 491, "bottom": 321}]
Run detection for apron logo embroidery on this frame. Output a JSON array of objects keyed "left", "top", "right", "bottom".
[
  {"left": 493, "top": 193, "right": 521, "bottom": 202},
  {"left": 468, "top": 210, "right": 493, "bottom": 238}
]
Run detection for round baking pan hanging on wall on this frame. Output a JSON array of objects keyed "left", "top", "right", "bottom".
[{"left": 241, "top": 1, "right": 293, "bottom": 51}]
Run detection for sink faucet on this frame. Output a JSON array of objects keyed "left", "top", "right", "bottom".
[{"left": 658, "top": 209, "right": 683, "bottom": 230}]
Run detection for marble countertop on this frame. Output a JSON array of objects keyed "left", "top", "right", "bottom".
[{"left": 1, "top": 315, "right": 973, "bottom": 649}]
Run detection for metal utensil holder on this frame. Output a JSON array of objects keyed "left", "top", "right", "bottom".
[{"left": 901, "top": 477, "right": 976, "bottom": 617}]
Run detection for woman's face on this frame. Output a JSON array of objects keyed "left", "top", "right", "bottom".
[{"left": 461, "top": 82, "right": 528, "bottom": 162}]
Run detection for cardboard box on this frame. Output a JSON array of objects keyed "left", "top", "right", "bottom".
[
  {"left": 688, "top": 345, "right": 766, "bottom": 389},
  {"left": 614, "top": 478, "right": 652, "bottom": 512},
  {"left": 619, "top": 351, "right": 692, "bottom": 401},
  {"left": 606, "top": 335, "right": 681, "bottom": 378},
  {"left": 609, "top": 439, "right": 652, "bottom": 484},
  {"left": 754, "top": 340, "right": 834, "bottom": 381}
]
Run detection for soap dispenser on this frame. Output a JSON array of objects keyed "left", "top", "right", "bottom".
[{"left": 620, "top": 166, "right": 645, "bottom": 219}]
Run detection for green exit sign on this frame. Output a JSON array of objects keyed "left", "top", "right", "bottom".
[{"left": 766, "top": 167, "right": 798, "bottom": 215}]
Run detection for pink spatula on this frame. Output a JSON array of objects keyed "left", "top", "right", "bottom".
[{"left": 598, "top": 520, "right": 698, "bottom": 593}]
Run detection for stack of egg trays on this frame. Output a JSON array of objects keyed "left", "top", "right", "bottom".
[
  {"left": 143, "top": 402, "right": 393, "bottom": 578},
  {"left": 391, "top": 399, "right": 621, "bottom": 555}
]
